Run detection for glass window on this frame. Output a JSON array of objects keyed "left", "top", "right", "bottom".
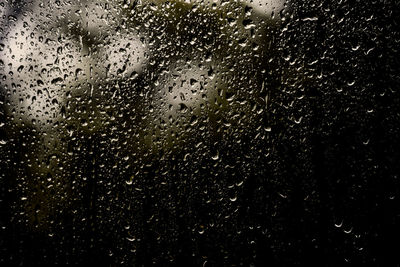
[{"left": 1, "top": 0, "right": 399, "bottom": 265}]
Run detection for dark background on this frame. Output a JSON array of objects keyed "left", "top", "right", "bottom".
[{"left": 1, "top": 0, "right": 400, "bottom": 266}]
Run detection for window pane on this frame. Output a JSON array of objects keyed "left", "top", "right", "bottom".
[{"left": 1, "top": 0, "right": 399, "bottom": 265}]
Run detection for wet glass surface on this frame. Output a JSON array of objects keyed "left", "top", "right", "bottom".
[{"left": 1, "top": 0, "right": 399, "bottom": 265}]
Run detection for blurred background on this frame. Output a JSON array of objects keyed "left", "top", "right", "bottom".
[{"left": 1, "top": 0, "right": 399, "bottom": 266}]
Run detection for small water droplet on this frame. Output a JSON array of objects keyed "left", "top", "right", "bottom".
[
  {"left": 212, "top": 151, "right": 219, "bottom": 161},
  {"left": 334, "top": 220, "right": 343, "bottom": 228}
]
